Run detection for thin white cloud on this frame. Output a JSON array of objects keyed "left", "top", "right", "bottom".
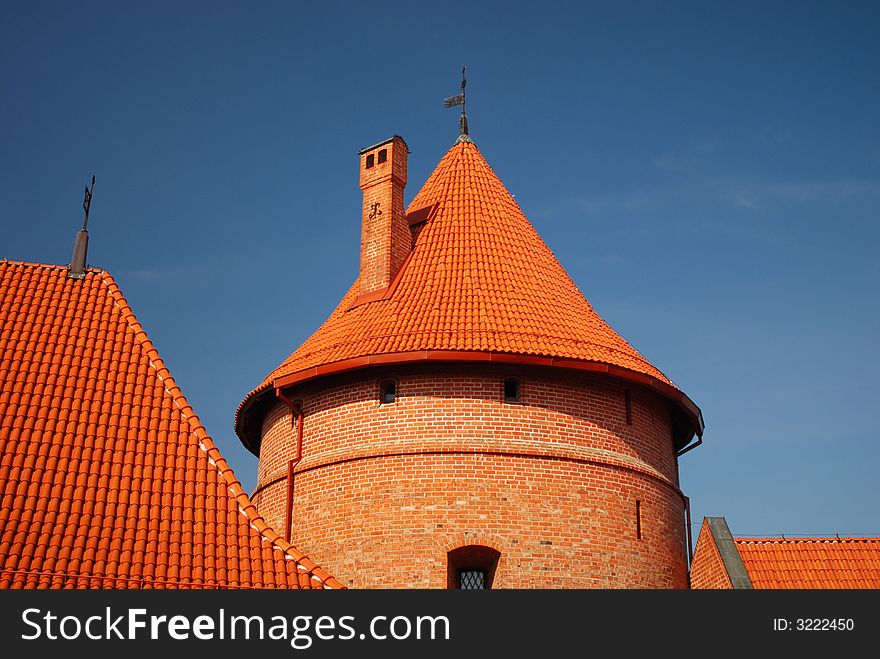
[
  {"left": 717, "top": 178, "right": 880, "bottom": 210},
  {"left": 552, "top": 177, "right": 880, "bottom": 217},
  {"left": 652, "top": 141, "right": 719, "bottom": 173}
]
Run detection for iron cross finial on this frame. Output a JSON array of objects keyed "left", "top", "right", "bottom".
[
  {"left": 82, "top": 175, "right": 96, "bottom": 230},
  {"left": 443, "top": 66, "right": 471, "bottom": 141}
]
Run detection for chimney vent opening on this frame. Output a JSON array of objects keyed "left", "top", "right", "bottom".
[
  {"left": 365, "top": 153, "right": 375, "bottom": 169},
  {"left": 378, "top": 148, "right": 387, "bottom": 164}
]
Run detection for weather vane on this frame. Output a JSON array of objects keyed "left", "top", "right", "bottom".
[
  {"left": 69, "top": 175, "right": 96, "bottom": 279},
  {"left": 82, "top": 175, "right": 96, "bottom": 231},
  {"left": 444, "top": 66, "right": 471, "bottom": 141}
]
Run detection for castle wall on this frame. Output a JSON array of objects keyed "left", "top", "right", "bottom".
[{"left": 252, "top": 363, "right": 688, "bottom": 588}]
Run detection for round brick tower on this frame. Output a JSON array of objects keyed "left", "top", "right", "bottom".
[{"left": 236, "top": 134, "right": 704, "bottom": 588}]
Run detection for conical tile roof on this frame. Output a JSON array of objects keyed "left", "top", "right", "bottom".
[{"left": 237, "top": 141, "right": 702, "bottom": 449}]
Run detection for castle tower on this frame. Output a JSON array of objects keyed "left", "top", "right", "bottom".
[{"left": 235, "top": 136, "right": 704, "bottom": 588}]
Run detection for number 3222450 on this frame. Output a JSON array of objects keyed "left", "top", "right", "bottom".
[{"left": 773, "top": 618, "right": 854, "bottom": 631}]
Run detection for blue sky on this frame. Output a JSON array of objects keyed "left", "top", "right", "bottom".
[{"left": 3, "top": 1, "right": 878, "bottom": 539}]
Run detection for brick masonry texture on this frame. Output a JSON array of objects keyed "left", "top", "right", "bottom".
[
  {"left": 689, "top": 518, "right": 732, "bottom": 589},
  {"left": 252, "top": 364, "right": 688, "bottom": 588},
  {"left": 358, "top": 137, "right": 409, "bottom": 294}
]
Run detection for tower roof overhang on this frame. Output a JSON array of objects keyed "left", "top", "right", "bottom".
[{"left": 235, "top": 350, "right": 703, "bottom": 457}]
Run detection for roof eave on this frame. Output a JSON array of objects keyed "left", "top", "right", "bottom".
[{"left": 235, "top": 350, "right": 703, "bottom": 456}]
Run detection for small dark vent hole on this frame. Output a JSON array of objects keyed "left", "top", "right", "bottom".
[
  {"left": 503, "top": 378, "right": 520, "bottom": 402},
  {"left": 380, "top": 380, "right": 396, "bottom": 404}
]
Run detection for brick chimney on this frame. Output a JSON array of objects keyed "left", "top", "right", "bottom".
[{"left": 358, "top": 136, "right": 409, "bottom": 294}]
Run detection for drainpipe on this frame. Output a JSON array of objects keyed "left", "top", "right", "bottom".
[
  {"left": 683, "top": 495, "right": 695, "bottom": 588},
  {"left": 675, "top": 434, "right": 702, "bottom": 458},
  {"left": 276, "top": 388, "right": 304, "bottom": 543},
  {"left": 674, "top": 433, "right": 701, "bottom": 585},
  {"left": 685, "top": 496, "right": 694, "bottom": 564}
]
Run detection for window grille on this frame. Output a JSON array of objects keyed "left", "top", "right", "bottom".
[
  {"left": 458, "top": 569, "right": 486, "bottom": 589},
  {"left": 447, "top": 546, "right": 500, "bottom": 589}
]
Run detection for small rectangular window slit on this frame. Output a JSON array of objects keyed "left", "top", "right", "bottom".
[
  {"left": 503, "top": 377, "right": 521, "bottom": 402},
  {"left": 380, "top": 380, "right": 396, "bottom": 404},
  {"left": 636, "top": 499, "right": 642, "bottom": 540}
]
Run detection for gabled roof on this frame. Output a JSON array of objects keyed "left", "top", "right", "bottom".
[
  {"left": 236, "top": 140, "right": 702, "bottom": 450},
  {"left": 0, "top": 260, "right": 341, "bottom": 589},
  {"left": 734, "top": 537, "right": 880, "bottom": 589},
  {"left": 690, "top": 517, "right": 880, "bottom": 589}
]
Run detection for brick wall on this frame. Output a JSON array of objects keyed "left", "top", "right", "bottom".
[
  {"left": 253, "top": 363, "right": 689, "bottom": 588},
  {"left": 358, "top": 136, "right": 409, "bottom": 294},
  {"left": 689, "top": 518, "right": 733, "bottom": 589}
]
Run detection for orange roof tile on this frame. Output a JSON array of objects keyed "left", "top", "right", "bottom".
[
  {"left": 0, "top": 260, "right": 342, "bottom": 589},
  {"left": 236, "top": 140, "right": 702, "bottom": 449},
  {"left": 735, "top": 537, "right": 880, "bottom": 589}
]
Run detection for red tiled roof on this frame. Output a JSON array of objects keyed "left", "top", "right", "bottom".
[
  {"left": 236, "top": 140, "right": 702, "bottom": 449},
  {"left": 0, "top": 260, "right": 342, "bottom": 589},
  {"left": 735, "top": 537, "right": 880, "bottom": 589}
]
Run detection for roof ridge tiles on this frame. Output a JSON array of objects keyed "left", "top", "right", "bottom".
[{"left": 0, "top": 258, "right": 105, "bottom": 275}]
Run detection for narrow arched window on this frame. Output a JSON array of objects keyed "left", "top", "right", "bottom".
[
  {"left": 503, "top": 377, "right": 521, "bottom": 403},
  {"left": 380, "top": 379, "right": 397, "bottom": 404},
  {"left": 447, "top": 545, "right": 501, "bottom": 589}
]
